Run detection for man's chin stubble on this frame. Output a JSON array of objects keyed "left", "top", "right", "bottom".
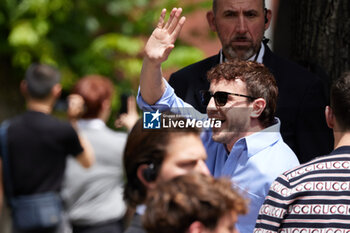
[{"left": 225, "top": 47, "right": 255, "bottom": 60}]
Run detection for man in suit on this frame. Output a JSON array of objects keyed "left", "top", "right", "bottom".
[{"left": 169, "top": 0, "right": 332, "bottom": 163}]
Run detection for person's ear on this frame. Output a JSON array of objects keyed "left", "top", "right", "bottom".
[
  {"left": 51, "top": 84, "right": 62, "bottom": 99},
  {"left": 264, "top": 9, "right": 272, "bottom": 31},
  {"left": 250, "top": 98, "right": 266, "bottom": 118},
  {"left": 264, "top": 9, "right": 272, "bottom": 30},
  {"left": 137, "top": 164, "right": 157, "bottom": 189},
  {"left": 206, "top": 10, "right": 217, "bottom": 32},
  {"left": 325, "top": 106, "right": 335, "bottom": 129},
  {"left": 187, "top": 221, "right": 206, "bottom": 233}
]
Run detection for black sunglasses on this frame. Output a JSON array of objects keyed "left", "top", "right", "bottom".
[{"left": 200, "top": 90, "right": 256, "bottom": 107}]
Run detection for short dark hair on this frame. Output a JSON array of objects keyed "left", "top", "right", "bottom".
[
  {"left": 71, "top": 75, "right": 114, "bottom": 119},
  {"left": 213, "top": 0, "right": 266, "bottom": 13},
  {"left": 207, "top": 60, "right": 278, "bottom": 128},
  {"left": 123, "top": 117, "right": 201, "bottom": 207},
  {"left": 143, "top": 173, "right": 247, "bottom": 233},
  {"left": 25, "top": 63, "right": 61, "bottom": 99},
  {"left": 330, "top": 72, "right": 350, "bottom": 130}
]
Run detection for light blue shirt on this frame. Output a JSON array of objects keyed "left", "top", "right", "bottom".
[
  {"left": 137, "top": 81, "right": 299, "bottom": 233},
  {"left": 202, "top": 124, "right": 299, "bottom": 233}
]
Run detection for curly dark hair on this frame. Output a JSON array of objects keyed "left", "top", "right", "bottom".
[
  {"left": 143, "top": 173, "right": 247, "bottom": 233},
  {"left": 207, "top": 59, "right": 278, "bottom": 128}
]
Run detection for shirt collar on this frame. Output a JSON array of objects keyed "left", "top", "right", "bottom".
[
  {"left": 77, "top": 118, "right": 106, "bottom": 130},
  {"left": 330, "top": 146, "right": 350, "bottom": 156},
  {"left": 230, "top": 118, "right": 281, "bottom": 158},
  {"left": 136, "top": 204, "right": 146, "bottom": 215},
  {"left": 219, "top": 42, "right": 265, "bottom": 64}
]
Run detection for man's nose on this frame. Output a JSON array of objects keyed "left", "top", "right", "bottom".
[
  {"left": 207, "top": 96, "right": 216, "bottom": 109},
  {"left": 197, "top": 160, "right": 210, "bottom": 176},
  {"left": 237, "top": 15, "right": 248, "bottom": 34},
  {"left": 206, "top": 96, "right": 220, "bottom": 116}
]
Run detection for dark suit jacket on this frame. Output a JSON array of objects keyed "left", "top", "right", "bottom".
[{"left": 169, "top": 45, "right": 333, "bottom": 163}]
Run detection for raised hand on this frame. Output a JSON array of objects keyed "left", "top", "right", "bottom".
[
  {"left": 115, "top": 95, "right": 139, "bottom": 131},
  {"left": 67, "top": 94, "right": 85, "bottom": 120},
  {"left": 144, "top": 8, "right": 186, "bottom": 65},
  {"left": 140, "top": 7, "right": 186, "bottom": 105}
]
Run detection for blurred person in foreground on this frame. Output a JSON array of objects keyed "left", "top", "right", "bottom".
[
  {"left": 123, "top": 118, "right": 210, "bottom": 233},
  {"left": 0, "top": 63, "right": 94, "bottom": 233},
  {"left": 255, "top": 72, "right": 350, "bottom": 232},
  {"left": 144, "top": 173, "right": 247, "bottom": 233},
  {"left": 62, "top": 75, "right": 127, "bottom": 233}
]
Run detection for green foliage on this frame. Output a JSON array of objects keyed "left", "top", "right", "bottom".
[
  {"left": 163, "top": 45, "right": 205, "bottom": 70},
  {"left": 0, "top": 0, "right": 211, "bottom": 120}
]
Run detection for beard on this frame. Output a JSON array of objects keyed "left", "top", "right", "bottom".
[
  {"left": 223, "top": 43, "right": 257, "bottom": 61},
  {"left": 220, "top": 33, "right": 262, "bottom": 61}
]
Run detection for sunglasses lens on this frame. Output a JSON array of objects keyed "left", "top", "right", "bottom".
[{"left": 214, "top": 92, "right": 228, "bottom": 106}]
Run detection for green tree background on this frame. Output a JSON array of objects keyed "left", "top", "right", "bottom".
[
  {"left": 2, "top": 0, "right": 348, "bottom": 126},
  {"left": 0, "top": 0, "right": 211, "bottom": 123}
]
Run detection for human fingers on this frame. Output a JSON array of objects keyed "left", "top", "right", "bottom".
[
  {"left": 67, "top": 94, "right": 85, "bottom": 118},
  {"left": 157, "top": 8, "right": 167, "bottom": 29},
  {"left": 68, "top": 94, "right": 84, "bottom": 109},
  {"left": 114, "top": 117, "right": 123, "bottom": 128},
  {"left": 127, "top": 96, "right": 138, "bottom": 114},
  {"left": 164, "top": 8, "right": 177, "bottom": 29},
  {"left": 171, "top": 16, "right": 186, "bottom": 40},
  {"left": 163, "top": 44, "right": 175, "bottom": 60},
  {"left": 168, "top": 8, "right": 183, "bottom": 34}
]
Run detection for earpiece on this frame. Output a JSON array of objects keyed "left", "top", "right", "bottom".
[
  {"left": 264, "top": 8, "right": 268, "bottom": 24},
  {"left": 142, "top": 163, "right": 157, "bottom": 182}
]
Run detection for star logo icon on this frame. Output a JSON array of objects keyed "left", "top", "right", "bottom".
[
  {"left": 143, "top": 110, "right": 162, "bottom": 129},
  {"left": 150, "top": 110, "right": 161, "bottom": 122}
]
